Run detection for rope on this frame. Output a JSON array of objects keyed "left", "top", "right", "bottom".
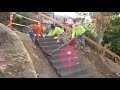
[
  {"left": 13, "top": 12, "right": 40, "bottom": 23},
  {"left": 12, "top": 23, "right": 29, "bottom": 27}
]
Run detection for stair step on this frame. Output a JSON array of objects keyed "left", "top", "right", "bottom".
[
  {"left": 49, "top": 56, "right": 78, "bottom": 64},
  {"left": 40, "top": 43, "right": 75, "bottom": 55},
  {"left": 43, "top": 49, "right": 61, "bottom": 56},
  {"left": 39, "top": 38, "right": 58, "bottom": 42},
  {"left": 43, "top": 49, "right": 61, "bottom": 53},
  {"left": 41, "top": 46, "right": 62, "bottom": 52},
  {"left": 52, "top": 50, "right": 77, "bottom": 56},
  {"left": 62, "top": 71, "right": 95, "bottom": 78},
  {"left": 57, "top": 64, "right": 87, "bottom": 77},
  {"left": 49, "top": 57, "right": 78, "bottom": 65},
  {"left": 53, "top": 61, "right": 82, "bottom": 70},
  {"left": 39, "top": 41, "right": 61, "bottom": 46},
  {"left": 52, "top": 59, "right": 79, "bottom": 68},
  {"left": 41, "top": 45, "right": 62, "bottom": 51},
  {"left": 42, "top": 49, "right": 73, "bottom": 56},
  {"left": 49, "top": 53, "right": 77, "bottom": 60}
]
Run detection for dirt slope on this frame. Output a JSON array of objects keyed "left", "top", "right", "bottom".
[
  {"left": 15, "top": 31, "right": 58, "bottom": 78},
  {"left": 79, "top": 50, "right": 120, "bottom": 78}
]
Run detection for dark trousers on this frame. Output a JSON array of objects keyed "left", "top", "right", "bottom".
[{"left": 29, "top": 31, "right": 35, "bottom": 43}]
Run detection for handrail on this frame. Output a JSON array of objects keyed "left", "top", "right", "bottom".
[
  {"left": 12, "top": 23, "right": 29, "bottom": 27},
  {"left": 85, "top": 36, "right": 120, "bottom": 61}
]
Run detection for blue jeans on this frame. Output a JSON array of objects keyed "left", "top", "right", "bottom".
[
  {"left": 29, "top": 31, "right": 35, "bottom": 43},
  {"left": 76, "top": 34, "right": 85, "bottom": 41},
  {"left": 76, "top": 34, "right": 86, "bottom": 51}
]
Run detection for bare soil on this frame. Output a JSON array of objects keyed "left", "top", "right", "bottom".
[
  {"left": 0, "top": 23, "right": 37, "bottom": 78},
  {"left": 78, "top": 50, "right": 120, "bottom": 78},
  {"left": 15, "top": 31, "right": 58, "bottom": 78}
]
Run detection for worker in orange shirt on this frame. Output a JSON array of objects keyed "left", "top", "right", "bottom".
[{"left": 32, "top": 22, "right": 43, "bottom": 41}]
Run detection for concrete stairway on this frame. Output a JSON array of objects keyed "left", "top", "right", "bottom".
[{"left": 38, "top": 37, "right": 96, "bottom": 78}]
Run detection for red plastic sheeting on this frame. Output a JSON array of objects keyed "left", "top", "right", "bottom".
[
  {"left": 59, "top": 45, "right": 78, "bottom": 68},
  {"left": 68, "top": 38, "right": 76, "bottom": 46}
]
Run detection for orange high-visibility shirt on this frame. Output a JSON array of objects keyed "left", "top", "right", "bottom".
[{"left": 33, "top": 24, "right": 42, "bottom": 38}]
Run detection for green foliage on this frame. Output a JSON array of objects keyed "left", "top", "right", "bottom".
[
  {"left": 84, "top": 23, "right": 97, "bottom": 40},
  {"left": 102, "top": 14, "right": 120, "bottom": 56},
  {"left": 109, "top": 12, "right": 120, "bottom": 15},
  {"left": 83, "top": 22, "right": 98, "bottom": 49},
  {"left": 0, "top": 12, "right": 10, "bottom": 25}
]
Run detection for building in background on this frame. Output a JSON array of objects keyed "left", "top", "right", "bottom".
[
  {"left": 32, "top": 12, "right": 54, "bottom": 33},
  {"left": 32, "top": 12, "right": 54, "bottom": 24},
  {"left": 39, "top": 12, "right": 54, "bottom": 24},
  {"left": 54, "top": 15, "right": 76, "bottom": 25}
]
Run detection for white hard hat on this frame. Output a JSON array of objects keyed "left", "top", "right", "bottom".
[{"left": 72, "top": 22, "right": 80, "bottom": 28}]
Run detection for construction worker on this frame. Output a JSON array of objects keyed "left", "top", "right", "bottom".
[
  {"left": 32, "top": 22, "right": 43, "bottom": 41},
  {"left": 42, "top": 26, "right": 47, "bottom": 37},
  {"left": 71, "top": 22, "right": 86, "bottom": 52},
  {"left": 27, "top": 25, "right": 35, "bottom": 43},
  {"left": 48, "top": 24, "right": 66, "bottom": 43},
  {"left": 64, "top": 24, "right": 76, "bottom": 46}
]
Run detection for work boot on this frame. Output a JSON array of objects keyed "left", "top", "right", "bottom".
[
  {"left": 76, "top": 45, "right": 81, "bottom": 51},
  {"left": 57, "top": 39, "right": 60, "bottom": 42}
]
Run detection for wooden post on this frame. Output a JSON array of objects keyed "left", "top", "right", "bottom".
[
  {"left": 102, "top": 47, "right": 105, "bottom": 56},
  {"left": 8, "top": 12, "right": 14, "bottom": 29}
]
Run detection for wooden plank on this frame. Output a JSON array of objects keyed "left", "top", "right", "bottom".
[{"left": 102, "top": 49, "right": 105, "bottom": 56}]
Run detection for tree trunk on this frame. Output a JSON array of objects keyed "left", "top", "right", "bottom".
[
  {"left": 96, "top": 28, "right": 104, "bottom": 45},
  {"left": 97, "top": 33, "right": 103, "bottom": 45},
  {"left": 90, "top": 12, "right": 110, "bottom": 45}
]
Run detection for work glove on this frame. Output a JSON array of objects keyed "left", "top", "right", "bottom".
[
  {"left": 68, "top": 38, "right": 76, "bottom": 46},
  {"left": 70, "top": 38, "right": 75, "bottom": 41},
  {"left": 42, "top": 34, "right": 45, "bottom": 38},
  {"left": 57, "top": 39, "right": 60, "bottom": 42},
  {"left": 54, "top": 37, "right": 58, "bottom": 39}
]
